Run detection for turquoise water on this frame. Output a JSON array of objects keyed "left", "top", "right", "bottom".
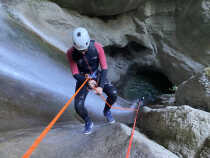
[
  {"left": 119, "top": 75, "right": 161, "bottom": 101},
  {"left": 117, "top": 68, "right": 173, "bottom": 102}
]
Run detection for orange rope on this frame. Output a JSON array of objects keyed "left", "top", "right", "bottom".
[
  {"left": 22, "top": 78, "right": 89, "bottom": 158},
  {"left": 93, "top": 88, "right": 137, "bottom": 112},
  {"left": 22, "top": 74, "right": 141, "bottom": 158},
  {"left": 91, "top": 81, "right": 143, "bottom": 158},
  {"left": 94, "top": 84, "right": 142, "bottom": 158},
  {"left": 93, "top": 87, "right": 143, "bottom": 158},
  {"left": 125, "top": 100, "right": 141, "bottom": 158}
]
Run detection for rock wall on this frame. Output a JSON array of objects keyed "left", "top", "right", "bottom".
[
  {"left": 0, "top": 123, "right": 179, "bottom": 158},
  {"left": 9, "top": 0, "right": 210, "bottom": 86},
  {"left": 138, "top": 105, "right": 210, "bottom": 158},
  {"left": 198, "top": 137, "right": 210, "bottom": 158},
  {"left": 135, "top": 0, "right": 209, "bottom": 84},
  {"left": 0, "top": 0, "right": 210, "bottom": 158},
  {"left": 176, "top": 67, "right": 210, "bottom": 112},
  {"left": 50, "top": 0, "right": 144, "bottom": 16},
  {"left": 0, "top": 1, "right": 138, "bottom": 132}
]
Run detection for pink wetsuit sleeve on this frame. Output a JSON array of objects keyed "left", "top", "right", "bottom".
[
  {"left": 94, "top": 42, "right": 108, "bottom": 70},
  {"left": 66, "top": 48, "right": 79, "bottom": 75}
]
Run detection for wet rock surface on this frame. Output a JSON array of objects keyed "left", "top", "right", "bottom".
[
  {"left": 175, "top": 67, "right": 210, "bottom": 112},
  {"left": 0, "top": 0, "right": 210, "bottom": 158},
  {"left": 0, "top": 123, "right": 179, "bottom": 158},
  {"left": 138, "top": 105, "right": 210, "bottom": 158},
  {"left": 198, "top": 137, "right": 210, "bottom": 158},
  {"left": 0, "top": 3, "right": 136, "bottom": 132},
  {"left": 7, "top": 0, "right": 210, "bottom": 86}
]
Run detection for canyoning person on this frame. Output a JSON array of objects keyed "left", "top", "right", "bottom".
[{"left": 66, "top": 27, "right": 117, "bottom": 134}]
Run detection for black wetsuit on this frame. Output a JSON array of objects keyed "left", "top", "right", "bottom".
[{"left": 67, "top": 40, "right": 117, "bottom": 122}]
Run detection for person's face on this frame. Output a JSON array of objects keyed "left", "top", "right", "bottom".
[{"left": 78, "top": 49, "right": 88, "bottom": 55}]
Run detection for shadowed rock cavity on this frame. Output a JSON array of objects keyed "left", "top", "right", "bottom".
[
  {"left": 117, "top": 65, "right": 174, "bottom": 102},
  {"left": 104, "top": 42, "right": 174, "bottom": 103},
  {"left": 49, "top": 0, "right": 144, "bottom": 16}
]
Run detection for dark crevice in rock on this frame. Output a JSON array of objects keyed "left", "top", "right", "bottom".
[
  {"left": 94, "top": 9, "right": 137, "bottom": 23},
  {"left": 104, "top": 41, "right": 148, "bottom": 58},
  {"left": 104, "top": 41, "right": 174, "bottom": 103},
  {"left": 95, "top": 14, "right": 121, "bottom": 23},
  {"left": 136, "top": 66, "right": 174, "bottom": 94},
  {"left": 50, "top": 0, "right": 140, "bottom": 20},
  {"left": 116, "top": 65, "right": 174, "bottom": 103}
]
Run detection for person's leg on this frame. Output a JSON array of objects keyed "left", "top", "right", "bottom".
[
  {"left": 74, "top": 82, "right": 90, "bottom": 122},
  {"left": 102, "top": 82, "right": 117, "bottom": 123},
  {"left": 103, "top": 82, "right": 117, "bottom": 112},
  {"left": 74, "top": 82, "right": 93, "bottom": 134}
]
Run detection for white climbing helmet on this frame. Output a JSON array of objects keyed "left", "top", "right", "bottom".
[{"left": 72, "top": 27, "right": 90, "bottom": 50}]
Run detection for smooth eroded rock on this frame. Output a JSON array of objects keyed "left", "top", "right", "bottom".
[
  {"left": 175, "top": 67, "right": 210, "bottom": 112},
  {"left": 198, "top": 137, "right": 210, "bottom": 158},
  {"left": 0, "top": 123, "right": 179, "bottom": 158},
  {"left": 138, "top": 105, "right": 210, "bottom": 158},
  {"left": 50, "top": 0, "right": 143, "bottom": 16}
]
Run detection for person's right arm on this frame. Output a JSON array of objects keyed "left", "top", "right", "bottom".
[{"left": 66, "top": 48, "right": 86, "bottom": 83}]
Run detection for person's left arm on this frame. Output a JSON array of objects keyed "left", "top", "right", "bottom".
[{"left": 94, "top": 42, "right": 108, "bottom": 94}]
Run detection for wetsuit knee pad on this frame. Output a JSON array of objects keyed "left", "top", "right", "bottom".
[{"left": 109, "top": 90, "right": 117, "bottom": 104}]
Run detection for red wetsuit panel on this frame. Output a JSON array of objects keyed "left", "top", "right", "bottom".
[
  {"left": 94, "top": 42, "right": 108, "bottom": 70},
  {"left": 67, "top": 42, "right": 107, "bottom": 75},
  {"left": 66, "top": 48, "right": 79, "bottom": 75}
]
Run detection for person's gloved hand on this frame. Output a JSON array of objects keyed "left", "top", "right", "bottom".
[
  {"left": 95, "top": 87, "right": 103, "bottom": 95},
  {"left": 88, "top": 80, "right": 97, "bottom": 89}
]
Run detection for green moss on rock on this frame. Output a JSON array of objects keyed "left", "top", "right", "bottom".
[{"left": 204, "top": 67, "right": 210, "bottom": 77}]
